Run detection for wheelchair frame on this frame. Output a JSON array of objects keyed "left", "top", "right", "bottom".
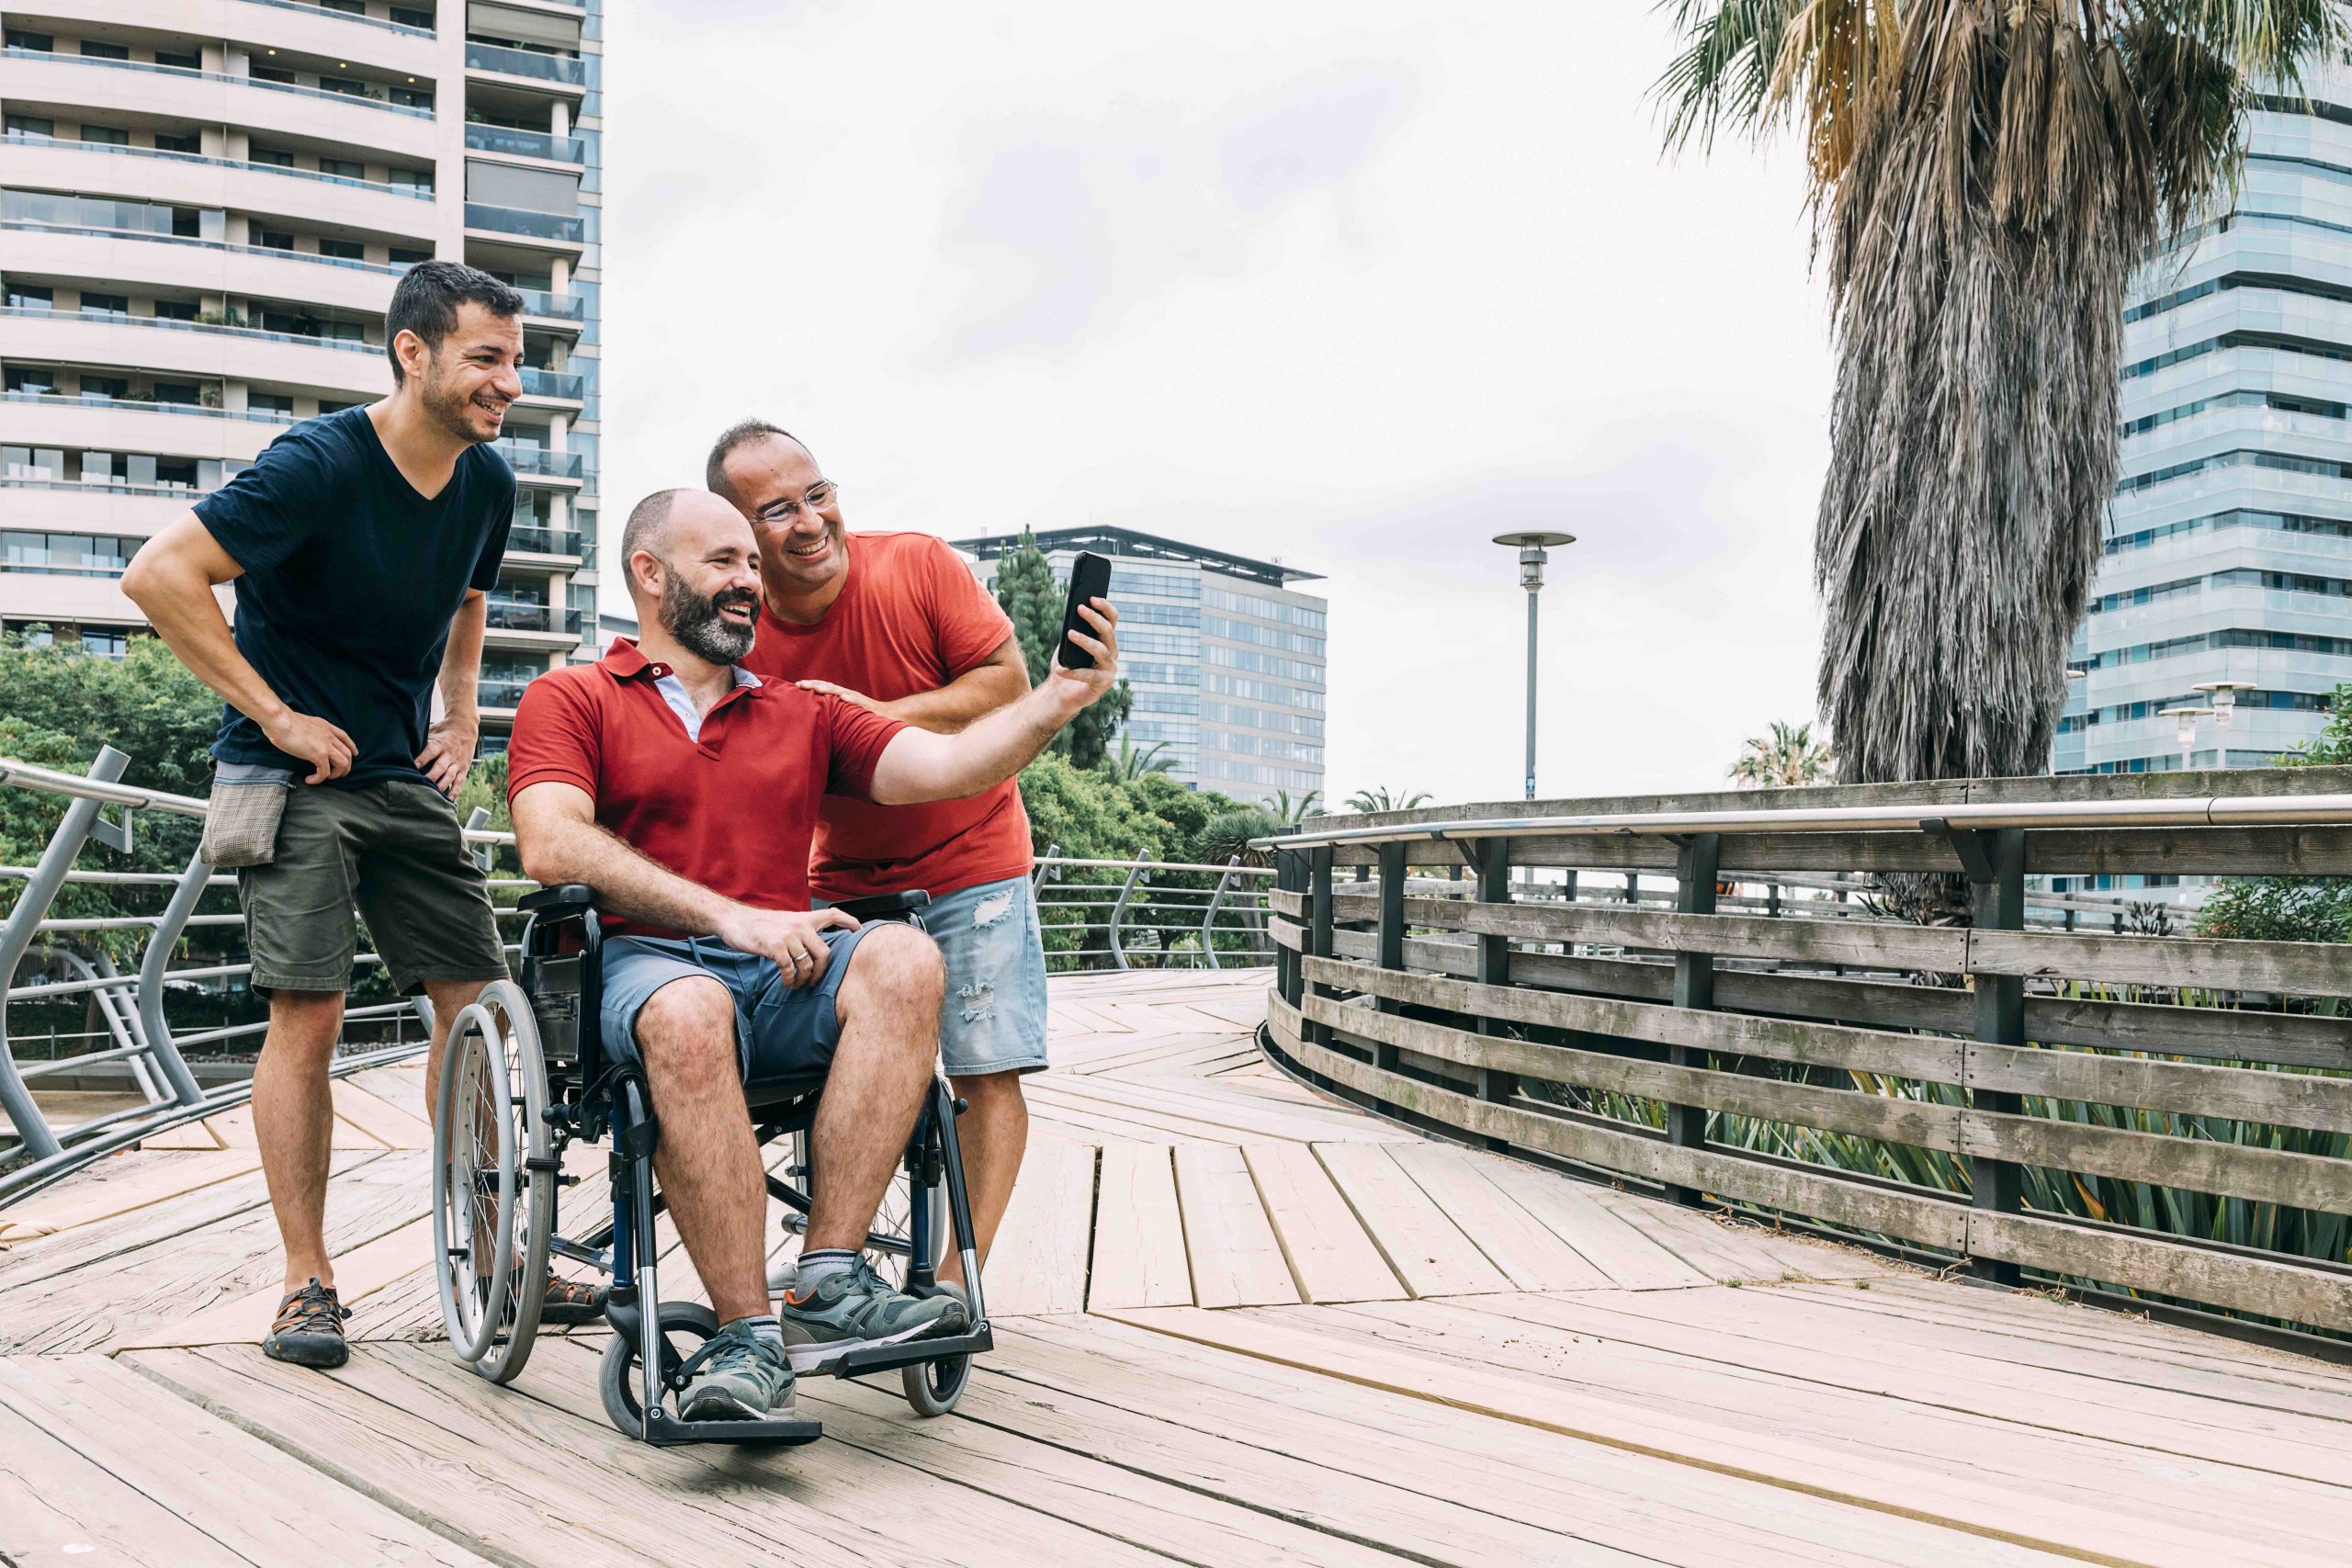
[{"left": 429, "top": 883, "right": 993, "bottom": 1448}]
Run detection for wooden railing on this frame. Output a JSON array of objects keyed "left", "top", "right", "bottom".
[{"left": 1261, "top": 769, "right": 2352, "bottom": 1337}]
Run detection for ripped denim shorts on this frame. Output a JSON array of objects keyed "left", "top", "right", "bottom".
[{"left": 818, "top": 873, "right": 1050, "bottom": 1076}]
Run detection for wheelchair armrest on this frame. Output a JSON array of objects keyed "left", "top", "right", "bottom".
[
  {"left": 519, "top": 884, "right": 597, "bottom": 918},
  {"left": 830, "top": 889, "right": 932, "bottom": 923}
]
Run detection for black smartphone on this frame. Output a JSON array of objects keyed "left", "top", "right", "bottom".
[{"left": 1057, "top": 552, "right": 1113, "bottom": 670}]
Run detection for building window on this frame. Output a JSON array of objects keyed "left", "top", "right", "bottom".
[
  {"left": 318, "top": 236, "right": 365, "bottom": 260},
  {"left": 4, "top": 114, "right": 52, "bottom": 141},
  {"left": 77, "top": 291, "right": 129, "bottom": 316},
  {"left": 247, "top": 391, "right": 294, "bottom": 417},
  {"left": 322, "top": 0, "right": 368, "bottom": 13},
  {"left": 390, "top": 85, "right": 435, "bottom": 110},
  {"left": 250, "top": 146, "right": 296, "bottom": 168},
  {"left": 78, "top": 124, "right": 130, "bottom": 146},
  {"left": 81, "top": 627, "right": 130, "bottom": 657},
  {"left": 153, "top": 299, "right": 198, "bottom": 321},
  {"left": 254, "top": 229, "right": 296, "bottom": 251},
  {"left": 153, "top": 130, "right": 200, "bottom": 153},
  {"left": 2, "top": 532, "right": 136, "bottom": 577},
  {"left": 79, "top": 375, "right": 129, "bottom": 400},
  {"left": 4, "top": 29, "right": 54, "bottom": 51},
  {"left": 389, "top": 245, "right": 432, "bottom": 265},
  {"left": 390, "top": 166, "right": 435, "bottom": 192},
  {"left": 77, "top": 40, "right": 130, "bottom": 61},
  {"left": 392, "top": 6, "right": 436, "bottom": 28},
  {"left": 5, "top": 367, "right": 57, "bottom": 395},
  {"left": 6, "top": 282, "right": 53, "bottom": 309},
  {"left": 152, "top": 381, "right": 201, "bottom": 406},
  {"left": 320, "top": 157, "right": 366, "bottom": 181},
  {"left": 250, "top": 63, "right": 297, "bottom": 85},
  {"left": 154, "top": 50, "right": 200, "bottom": 71}
]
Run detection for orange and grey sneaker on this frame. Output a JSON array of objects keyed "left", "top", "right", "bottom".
[
  {"left": 263, "top": 1279, "right": 350, "bottom": 1369},
  {"left": 540, "top": 1273, "right": 607, "bottom": 1326}
]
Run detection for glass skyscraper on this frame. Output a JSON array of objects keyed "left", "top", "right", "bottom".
[{"left": 2056, "top": 73, "right": 2352, "bottom": 779}]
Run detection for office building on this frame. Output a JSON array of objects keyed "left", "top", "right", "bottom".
[
  {"left": 0, "top": 0, "right": 605, "bottom": 750},
  {"left": 953, "top": 525, "right": 1327, "bottom": 804},
  {"left": 2056, "top": 70, "right": 2352, "bottom": 780}
]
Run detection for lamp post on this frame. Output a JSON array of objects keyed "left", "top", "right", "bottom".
[
  {"left": 2159, "top": 705, "right": 2216, "bottom": 773},
  {"left": 1492, "top": 531, "right": 1575, "bottom": 801}
]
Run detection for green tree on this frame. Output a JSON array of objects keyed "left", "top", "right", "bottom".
[
  {"left": 1100, "top": 736, "right": 1175, "bottom": 784},
  {"left": 990, "top": 528, "right": 1132, "bottom": 769},
  {"left": 1265, "top": 788, "right": 1321, "bottom": 826},
  {"left": 1727, "top": 721, "right": 1835, "bottom": 788},
  {"left": 1659, "top": 2, "right": 2341, "bottom": 784},
  {"left": 1343, "top": 786, "right": 1431, "bottom": 814},
  {"left": 2197, "top": 684, "right": 2352, "bottom": 942},
  {"left": 1194, "top": 806, "right": 1286, "bottom": 868}
]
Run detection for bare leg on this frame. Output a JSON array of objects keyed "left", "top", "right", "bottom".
[
  {"left": 631, "top": 976, "right": 770, "bottom": 1325},
  {"left": 418, "top": 977, "right": 492, "bottom": 1128},
  {"left": 936, "top": 1069, "right": 1026, "bottom": 1286},
  {"left": 805, "top": 925, "right": 944, "bottom": 1255},
  {"left": 254, "top": 989, "right": 346, "bottom": 1293}
]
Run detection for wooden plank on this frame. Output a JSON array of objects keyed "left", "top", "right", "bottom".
[
  {"left": 0, "top": 1353, "right": 494, "bottom": 1566},
  {"left": 1595, "top": 1193, "right": 1891, "bottom": 1285},
  {"left": 1172, "top": 1143, "right": 1300, "bottom": 1307},
  {"left": 1099, "top": 1303, "right": 2338, "bottom": 1568},
  {"left": 1087, "top": 1141, "right": 1193, "bottom": 1310},
  {"left": 982, "top": 1140, "right": 1095, "bottom": 1316},
  {"left": 1965, "top": 1042, "right": 2352, "bottom": 1134},
  {"left": 1959, "top": 1109, "right": 2352, "bottom": 1212},
  {"left": 0, "top": 1371, "right": 254, "bottom": 1568},
  {"left": 1003, "top": 1312, "right": 2091, "bottom": 1568},
  {"left": 1314, "top": 1143, "right": 1512, "bottom": 1297},
  {"left": 1385, "top": 1141, "right": 1615, "bottom": 1292},
  {"left": 1968, "top": 1209, "right": 2352, "bottom": 1334},
  {"left": 0, "top": 1148, "right": 261, "bottom": 1243},
  {"left": 1385, "top": 894, "right": 1970, "bottom": 973},
  {"left": 331, "top": 1077, "right": 435, "bottom": 1149},
  {"left": 1969, "top": 927, "right": 2352, "bottom": 996},
  {"left": 116, "top": 1212, "right": 437, "bottom": 1349},
  {"left": 1268, "top": 993, "right": 1973, "bottom": 1255},
  {"left": 1241, "top": 1142, "right": 1407, "bottom": 1303},
  {"left": 1476, "top": 1160, "right": 1713, "bottom": 1291}
]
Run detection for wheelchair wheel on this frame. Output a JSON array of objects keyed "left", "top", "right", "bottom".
[
  {"left": 430, "top": 981, "right": 553, "bottom": 1383},
  {"left": 599, "top": 1302, "right": 719, "bottom": 1437},
  {"left": 902, "top": 1351, "right": 969, "bottom": 1417}
]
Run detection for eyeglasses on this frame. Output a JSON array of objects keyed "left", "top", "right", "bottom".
[{"left": 752, "top": 479, "right": 839, "bottom": 525}]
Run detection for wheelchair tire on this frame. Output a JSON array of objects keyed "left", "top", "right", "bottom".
[
  {"left": 902, "top": 1352, "right": 969, "bottom": 1417},
  {"left": 600, "top": 1301, "right": 720, "bottom": 1437},
  {"left": 430, "top": 981, "right": 554, "bottom": 1382}
]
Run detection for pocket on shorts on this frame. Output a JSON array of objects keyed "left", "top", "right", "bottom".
[{"left": 199, "top": 779, "right": 293, "bottom": 869}]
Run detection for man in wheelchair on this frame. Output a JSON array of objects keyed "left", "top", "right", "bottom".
[{"left": 504, "top": 488, "right": 1119, "bottom": 1421}]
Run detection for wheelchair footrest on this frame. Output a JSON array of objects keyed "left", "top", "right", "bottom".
[
  {"left": 641, "top": 1408, "right": 823, "bottom": 1448},
  {"left": 825, "top": 1325, "right": 992, "bottom": 1379}
]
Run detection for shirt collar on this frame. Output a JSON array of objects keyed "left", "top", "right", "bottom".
[{"left": 600, "top": 636, "right": 763, "bottom": 689}]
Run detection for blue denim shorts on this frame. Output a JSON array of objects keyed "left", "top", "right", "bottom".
[
  {"left": 819, "top": 874, "right": 1049, "bottom": 1077},
  {"left": 597, "top": 927, "right": 868, "bottom": 1093}
]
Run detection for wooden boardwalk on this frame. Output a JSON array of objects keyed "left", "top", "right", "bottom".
[{"left": 5, "top": 968, "right": 2350, "bottom": 1567}]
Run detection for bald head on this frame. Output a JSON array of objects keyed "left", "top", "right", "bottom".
[
  {"left": 621, "top": 488, "right": 763, "bottom": 665},
  {"left": 619, "top": 487, "right": 694, "bottom": 567},
  {"left": 707, "top": 420, "right": 813, "bottom": 506}
]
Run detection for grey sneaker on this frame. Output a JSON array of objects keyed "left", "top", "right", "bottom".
[
  {"left": 677, "top": 1320, "right": 797, "bottom": 1421},
  {"left": 779, "top": 1259, "right": 969, "bottom": 1373}
]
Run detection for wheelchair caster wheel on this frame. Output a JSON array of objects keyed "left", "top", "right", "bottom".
[
  {"left": 903, "top": 1352, "right": 969, "bottom": 1417},
  {"left": 600, "top": 1302, "right": 719, "bottom": 1437}
]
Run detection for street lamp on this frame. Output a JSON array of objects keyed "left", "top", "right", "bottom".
[
  {"left": 1492, "top": 531, "right": 1576, "bottom": 801},
  {"left": 2193, "top": 679, "right": 2255, "bottom": 734},
  {"left": 2159, "top": 705, "right": 2216, "bottom": 772}
]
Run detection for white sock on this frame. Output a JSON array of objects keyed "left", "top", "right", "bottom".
[{"left": 794, "top": 1248, "right": 859, "bottom": 1292}]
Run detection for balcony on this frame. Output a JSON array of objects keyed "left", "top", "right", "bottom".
[
  {"left": 493, "top": 442, "right": 585, "bottom": 479},
  {"left": 3, "top": 133, "right": 433, "bottom": 203},
  {"left": 464, "top": 124, "right": 584, "bottom": 164},
  {"left": 465, "top": 204, "right": 584, "bottom": 244},
  {"left": 478, "top": 678, "right": 535, "bottom": 711},
  {"left": 1, "top": 48, "right": 433, "bottom": 119},
  {"left": 245, "top": 0, "right": 436, "bottom": 37},
  {"left": 485, "top": 601, "right": 584, "bottom": 635},
  {"left": 513, "top": 288, "right": 583, "bottom": 322},
  {"left": 515, "top": 367, "right": 584, "bottom": 402},
  {"left": 465, "top": 42, "right": 587, "bottom": 86},
  {"left": 505, "top": 524, "right": 586, "bottom": 560},
  {"left": 0, "top": 220, "right": 412, "bottom": 277}
]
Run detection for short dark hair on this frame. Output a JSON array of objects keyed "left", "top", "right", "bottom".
[
  {"left": 705, "top": 419, "right": 812, "bottom": 504},
  {"left": 386, "top": 261, "right": 524, "bottom": 384},
  {"left": 620, "top": 489, "right": 695, "bottom": 573}
]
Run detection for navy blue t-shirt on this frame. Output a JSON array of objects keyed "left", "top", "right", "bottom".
[{"left": 195, "top": 406, "right": 515, "bottom": 787}]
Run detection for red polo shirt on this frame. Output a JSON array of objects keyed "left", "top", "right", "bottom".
[
  {"left": 744, "top": 530, "right": 1034, "bottom": 902},
  {"left": 505, "top": 637, "right": 906, "bottom": 939}
]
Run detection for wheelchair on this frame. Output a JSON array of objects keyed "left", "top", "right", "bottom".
[{"left": 428, "top": 884, "right": 992, "bottom": 1448}]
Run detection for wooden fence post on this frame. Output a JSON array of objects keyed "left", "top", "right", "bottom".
[
  {"left": 1373, "top": 841, "right": 1406, "bottom": 1072},
  {"left": 1968, "top": 827, "right": 2028, "bottom": 1285},
  {"left": 1275, "top": 847, "right": 1303, "bottom": 1012},
  {"left": 1306, "top": 844, "right": 1335, "bottom": 1048},
  {"left": 1664, "top": 833, "right": 1720, "bottom": 1206},
  {"left": 1473, "top": 837, "right": 1517, "bottom": 1153}
]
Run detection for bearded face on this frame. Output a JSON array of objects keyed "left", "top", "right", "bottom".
[{"left": 660, "top": 566, "right": 760, "bottom": 665}]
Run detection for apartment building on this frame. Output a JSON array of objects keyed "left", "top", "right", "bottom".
[
  {"left": 0, "top": 0, "right": 605, "bottom": 750},
  {"left": 953, "top": 525, "right": 1327, "bottom": 804}
]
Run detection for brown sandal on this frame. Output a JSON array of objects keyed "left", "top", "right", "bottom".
[{"left": 540, "top": 1273, "right": 607, "bottom": 1326}]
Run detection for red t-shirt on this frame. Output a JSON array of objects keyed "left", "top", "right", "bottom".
[
  {"left": 742, "top": 530, "right": 1034, "bottom": 902},
  {"left": 505, "top": 637, "right": 906, "bottom": 939}
]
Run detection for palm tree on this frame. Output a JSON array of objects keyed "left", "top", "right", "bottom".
[
  {"left": 1099, "top": 736, "right": 1176, "bottom": 784},
  {"left": 1265, "top": 788, "right": 1322, "bottom": 826},
  {"left": 1658, "top": 3, "right": 2341, "bottom": 783},
  {"left": 1344, "top": 786, "right": 1433, "bottom": 815},
  {"left": 1728, "top": 721, "right": 1835, "bottom": 788}
]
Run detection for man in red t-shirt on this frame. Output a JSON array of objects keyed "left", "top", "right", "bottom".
[
  {"left": 506, "top": 488, "right": 1119, "bottom": 1422},
  {"left": 707, "top": 422, "right": 1046, "bottom": 1296}
]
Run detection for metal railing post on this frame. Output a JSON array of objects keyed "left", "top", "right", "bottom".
[
  {"left": 1201, "top": 856, "right": 1238, "bottom": 971},
  {"left": 1664, "top": 832, "right": 1720, "bottom": 1207},
  {"left": 133, "top": 850, "right": 219, "bottom": 1110},
  {"left": 0, "top": 746, "right": 130, "bottom": 1161},
  {"left": 1107, "top": 863, "right": 1145, "bottom": 971}
]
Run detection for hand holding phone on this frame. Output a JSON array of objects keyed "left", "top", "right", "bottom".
[{"left": 1056, "top": 552, "right": 1114, "bottom": 671}]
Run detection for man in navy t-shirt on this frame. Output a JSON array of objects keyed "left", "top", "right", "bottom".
[{"left": 122, "top": 261, "right": 575, "bottom": 1369}]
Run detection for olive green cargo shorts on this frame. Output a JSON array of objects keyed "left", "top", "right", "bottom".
[{"left": 236, "top": 778, "right": 507, "bottom": 997}]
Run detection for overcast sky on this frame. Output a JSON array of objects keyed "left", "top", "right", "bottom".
[{"left": 603, "top": 2, "right": 1836, "bottom": 807}]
